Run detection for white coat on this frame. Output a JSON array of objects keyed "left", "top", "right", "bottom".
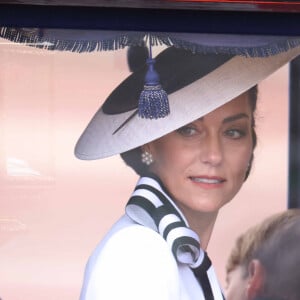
[
  {"left": 80, "top": 176, "right": 224, "bottom": 300},
  {"left": 80, "top": 215, "right": 223, "bottom": 300}
]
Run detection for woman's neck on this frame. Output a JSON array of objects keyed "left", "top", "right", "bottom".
[
  {"left": 142, "top": 174, "right": 218, "bottom": 250},
  {"left": 178, "top": 205, "right": 219, "bottom": 250}
]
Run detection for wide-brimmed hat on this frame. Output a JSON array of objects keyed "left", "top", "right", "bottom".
[{"left": 75, "top": 36, "right": 300, "bottom": 160}]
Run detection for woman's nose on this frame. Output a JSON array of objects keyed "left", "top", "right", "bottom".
[{"left": 200, "top": 134, "right": 223, "bottom": 166}]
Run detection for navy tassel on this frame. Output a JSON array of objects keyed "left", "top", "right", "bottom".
[{"left": 138, "top": 42, "right": 170, "bottom": 119}]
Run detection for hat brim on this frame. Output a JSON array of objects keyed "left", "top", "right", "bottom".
[{"left": 75, "top": 44, "right": 300, "bottom": 160}]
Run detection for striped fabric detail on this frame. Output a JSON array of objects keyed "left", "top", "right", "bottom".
[
  {"left": 125, "top": 176, "right": 225, "bottom": 300},
  {"left": 126, "top": 176, "right": 201, "bottom": 265},
  {"left": 193, "top": 253, "right": 225, "bottom": 300}
]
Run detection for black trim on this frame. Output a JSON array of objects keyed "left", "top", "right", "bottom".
[
  {"left": 163, "top": 221, "right": 185, "bottom": 240},
  {"left": 192, "top": 253, "right": 214, "bottom": 300},
  {"left": 288, "top": 57, "right": 300, "bottom": 208},
  {"left": 128, "top": 196, "right": 156, "bottom": 217},
  {"left": 1, "top": 4, "right": 300, "bottom": 36},
  {"left": 135, "top": 183, "right": 183, "bottom": 220}
]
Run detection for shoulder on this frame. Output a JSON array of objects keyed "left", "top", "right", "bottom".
[
  {"left": 87, "top": 215, "right": 173, "bottom": 264},
  {"left": 81, "top": 218, "right": 180, "bottom": 300},
  {"left": 90, "top": 221, "right": 177, "bottom": 272}
]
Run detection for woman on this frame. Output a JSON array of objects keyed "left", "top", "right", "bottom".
[{"left": 75, "top": 39, "right": 300, "bottom": 300}]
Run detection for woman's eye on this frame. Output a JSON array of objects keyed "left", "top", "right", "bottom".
[
  {"left": 177, "top": 126, "right": 198, "bottom": 137},
  {"left": 225, "top": 129, "right": 246, "bottom": 139}
]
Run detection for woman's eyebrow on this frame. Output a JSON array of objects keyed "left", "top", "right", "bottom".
[{"left": 223, "top": 113, "right": 249, "bottom": 124}]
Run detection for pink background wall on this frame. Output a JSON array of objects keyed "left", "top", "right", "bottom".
[{"left": 0, "top": 37, "right": 289, "bottom": 299}]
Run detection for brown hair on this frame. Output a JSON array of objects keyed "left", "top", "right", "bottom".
[
  {"left": 226, "top": 209, "right": 300, "bottom": 277},
  {"left": 254, "top": 213, "right": 300, "bottom": 300}
]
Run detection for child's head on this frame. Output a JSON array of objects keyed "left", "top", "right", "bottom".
[{"left": 225, "top": 209, "right": 300, "bottom": 300}]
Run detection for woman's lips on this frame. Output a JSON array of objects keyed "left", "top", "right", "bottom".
[{"left": 189, "top": 176, "right": 226, "bottom": 188}]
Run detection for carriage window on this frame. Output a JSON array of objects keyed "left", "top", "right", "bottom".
[{"left": 1, "top": 2, "right": 300, "bottom": 299}]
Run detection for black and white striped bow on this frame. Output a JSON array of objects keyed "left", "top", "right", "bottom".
[{"left": 125, "top": 176, "right": 225, "bottom": 300}]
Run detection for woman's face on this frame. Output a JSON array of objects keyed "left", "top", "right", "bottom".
[{"left": 147, "top": 93, "right": 253, "bottom": 214}]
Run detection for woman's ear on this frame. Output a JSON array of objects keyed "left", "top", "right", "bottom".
[
  {"left": 142, "top": 143, "right": 156, "bottom": 157},
  {"left": 246, "top": 259, "right": 266, "bottom": 300},
  {"left": 141, "top": 143, "right": 151, "bottom": 153}
]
